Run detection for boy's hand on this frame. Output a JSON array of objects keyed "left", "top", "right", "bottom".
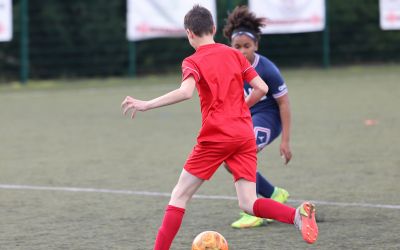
[{"left": 121, "top": 96, "right": 148, "bottom": 119}]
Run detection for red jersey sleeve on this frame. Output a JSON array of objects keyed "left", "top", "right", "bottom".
[
  {"left": 182, "top": 58, "right": 200, "bottom": 83},
  {"left": 240, "top": 53, "right": 258, "bottom": 82}
]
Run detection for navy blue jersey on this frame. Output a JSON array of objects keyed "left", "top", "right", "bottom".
[{"left": 244, "top": 54, "right": 287, "bottom": 115}]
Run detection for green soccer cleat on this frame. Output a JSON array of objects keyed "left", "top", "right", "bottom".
[
  {"left": 271, "top": 187, "right": 290, "bottom": 203},
  {"left": 231, "top": 212, "right": 265, "bottom": 229},
  {"left": 266, "top": 187, "right": 290, "bottom": 222}
]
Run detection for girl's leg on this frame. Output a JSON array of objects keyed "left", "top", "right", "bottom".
[
  {"left": 154, "top": 169, "right": 203, "bottom": 250},
  {"left": 252, "top": 113, "right": 284, "bottom": 198},
  {"left": 256, "top": 171, "right": 290, "bottom": 204},
  {"left": 256, "top": 171, "right": 275, "bottom": 198}
]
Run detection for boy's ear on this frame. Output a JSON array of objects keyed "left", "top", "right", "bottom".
[
  {"left": 212, "top": 25, "right": 216, "bottom": 35},
  {"left": 186, "top": 29, "right": 194, "bottom": 39}
]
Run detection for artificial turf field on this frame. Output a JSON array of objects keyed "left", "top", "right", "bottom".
[{"left": 1, "top": 65, "right": 399, "bottom": 249}]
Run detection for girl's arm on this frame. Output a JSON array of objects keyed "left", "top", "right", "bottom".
[{"left": 276, "top": 93, "right": 292, "bottom": 164}]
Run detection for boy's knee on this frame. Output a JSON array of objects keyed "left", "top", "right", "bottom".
[
  {"left": 171, "top": 186, "right": 184, "bottom": 199},
  {"left": 170, "top": 186, "right": 191, "bottom": 204},
  {"left": 238, "top": 199, "right": 255, "bottom": 215}
]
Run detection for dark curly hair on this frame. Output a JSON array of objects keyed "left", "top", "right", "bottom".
[{"left": 223, "top": 5, "right": 267, "bottom": 42}]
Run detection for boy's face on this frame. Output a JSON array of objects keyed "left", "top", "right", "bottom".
[{"left": 231, "top": 35, "right": 258, "bottom": 63}]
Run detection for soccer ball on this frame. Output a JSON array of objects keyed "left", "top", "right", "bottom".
[{"left": 191, "top": 231, "right": 229, "bottom": 250}]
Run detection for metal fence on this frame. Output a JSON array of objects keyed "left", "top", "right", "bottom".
[{"left": 1, "top": 0, "right": 400, "bottom": 83}]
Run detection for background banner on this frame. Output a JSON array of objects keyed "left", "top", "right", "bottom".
[
  {"left": 0, "top": 0, "right": 12, "bottom": 41},
  {"left": 249, "top": 0, "right": 325, "bottom": 34},
  {"left": 127, "top": 0, "right": 216, "bottom": 41},
  {"left": 380, "top": 0, "right": 400, "bottom": 30}
]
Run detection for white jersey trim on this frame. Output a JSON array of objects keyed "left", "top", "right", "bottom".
[
  {"left": 183, "top": 67, "right": 200, "bottom": 81},
  {"left": 243, "top": 66, "right": 253, "bottom": 74},
  {"left": 273, "top": 88, "right": 288, "bottom": 99},
  {"left": 252, "top": 53, "right": 260, "bottom": 68}
]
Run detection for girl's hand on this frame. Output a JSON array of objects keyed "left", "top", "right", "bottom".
[{"left": 280, "top": 142, "right": 292, "bottom": 165}]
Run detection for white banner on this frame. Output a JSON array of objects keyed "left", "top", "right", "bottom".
[
  {"left": 380, "top": 0, "right": 400, "bottom": 30},
  {"left": 0, "top": 0, "right": 12, "bottom": 41},
  {"left": 127, "top": 0, "right": 216, "bottom": 41},
  {"left": 249, "top": 0, "right": 325, "bottom": 34}
]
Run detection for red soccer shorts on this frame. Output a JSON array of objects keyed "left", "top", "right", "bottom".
[{"left": 184, "top": 139, "right": 257, "bottom": 182}]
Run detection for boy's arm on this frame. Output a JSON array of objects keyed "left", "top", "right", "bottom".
[
  {"left": 245, "top": 75, "right": 269, "bottom": 108},
  {"left": 121, "top": 76, "right": 196, "bottom": 119}
]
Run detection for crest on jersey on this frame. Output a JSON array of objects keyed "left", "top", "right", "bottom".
[{"left": 254, "top": 127, "right": 271, "bottom": 149}]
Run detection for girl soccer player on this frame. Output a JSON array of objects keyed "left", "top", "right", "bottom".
[
  {"left": 122, "top": 5, "right": 318, "bottom": 249},
  {"left": 223, "top": 5, "right": 293, "bottom": 228}
]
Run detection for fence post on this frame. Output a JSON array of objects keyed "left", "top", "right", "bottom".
[
  {"left": 227, "top": 0, "right": 233, "bottom": 11},
  {"left": 323, "top": 0, "right": 330, "bottom": 68},
  {"left": 20, "top": 0, "right": 29, "bottom": 84}
]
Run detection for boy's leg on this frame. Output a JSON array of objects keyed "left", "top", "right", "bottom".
[
  {"left": 154, "top": 169, "right": 204, "bottom": 250},
  {"left": 153, "top": 205, "right": 185, "bottom": 250},
  {"left": 169, "top": 169, "right": 204, "bottom": 208},
  {"left": 231, "top": 119, "right": 289, "bottom": 228},
  {"left": 226, "top": 165, "right": 276, "bottom": 198},
  {"left": 235, "top": 178, "right": 295, "bottom": 223},
  {"left": 230, "top": 162, "right": 285, "bottom": 199},
  {"left": 230, "top": 114, "right": 289, "bottom": 227},
  {"left": 231, "top": 173, "right": 289, "bottom": 228},
  {"left": 235, "top": 179, "right": 318, "bottom": 244}
]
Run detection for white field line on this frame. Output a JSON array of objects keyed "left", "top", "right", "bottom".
[{"left": 1, "top": 184, "right": 399, "bottom": 210}]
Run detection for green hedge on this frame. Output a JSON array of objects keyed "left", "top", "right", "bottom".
[{"left": 0, "top": 0, "right": 399, "bottom": 81}]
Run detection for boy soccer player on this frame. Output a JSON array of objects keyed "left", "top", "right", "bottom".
[{"left": 121, "top": 5, "right": 318, "bottom": 250}]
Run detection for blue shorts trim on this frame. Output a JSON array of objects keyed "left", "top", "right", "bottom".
[{"left": 252, "top": 111, "right": 282, "bottom": 150}]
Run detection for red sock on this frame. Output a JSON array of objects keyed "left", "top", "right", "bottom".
[
  {"left": 253, "top": 198, "right": 296, "bottom": 224},
  {"left": 153, "top": 205, "right": 185, "bottom": 250}
]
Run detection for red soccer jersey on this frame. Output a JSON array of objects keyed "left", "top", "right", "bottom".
[{"left": 182, "top": 43, "right": 259, "bottom": 142}]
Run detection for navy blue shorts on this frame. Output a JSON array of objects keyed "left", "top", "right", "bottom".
[{"left": 252, "top": 111, "right": 282, "bottom": 151}]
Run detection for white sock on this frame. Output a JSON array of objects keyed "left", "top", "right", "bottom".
[{"left": 294, "top": 206, "right": 302, "bottom": 230}]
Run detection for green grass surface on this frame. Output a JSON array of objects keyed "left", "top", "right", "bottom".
[{"left": 1, "top": 65, "right": 400, "bottom": 249}]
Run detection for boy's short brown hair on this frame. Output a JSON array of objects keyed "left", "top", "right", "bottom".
[{"left": 184, "top": 5, "right": 214, "bottom": 37}]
